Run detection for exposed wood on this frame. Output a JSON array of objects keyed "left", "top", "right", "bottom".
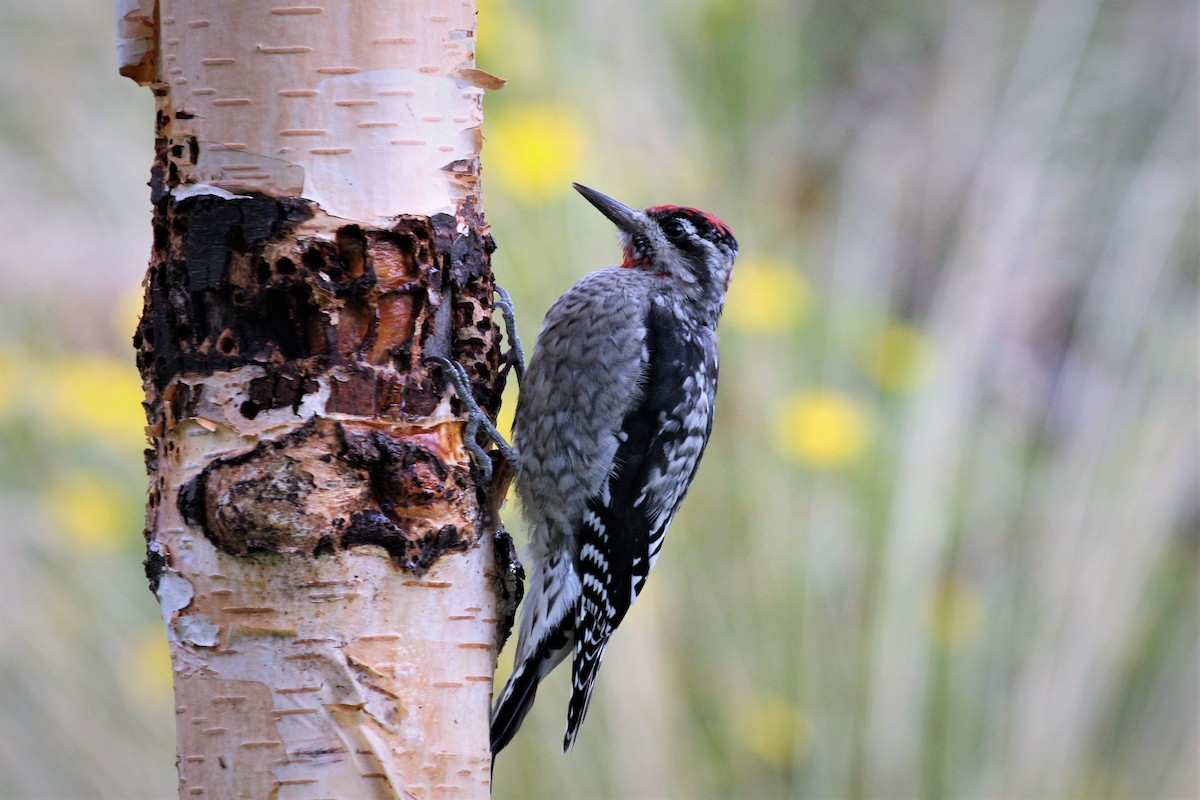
[{"left": 121, "top": 2, "right": 518, "bottom": 797}]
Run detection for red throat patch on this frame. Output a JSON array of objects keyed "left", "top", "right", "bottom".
[{"left": 620, "top": 246, "right": 649, "bottom": 268}]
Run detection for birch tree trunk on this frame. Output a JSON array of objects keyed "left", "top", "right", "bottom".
[{"left": 118, "top": 2, "right": 516, "bottom": 797}]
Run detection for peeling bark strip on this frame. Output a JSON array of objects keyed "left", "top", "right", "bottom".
[{"left": 121, "top": 2, "right": 516, "bottom": 798}]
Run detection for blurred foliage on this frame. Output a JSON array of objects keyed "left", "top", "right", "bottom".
[{"left": 0, "top": 0, "right": 1196, "bottom": 798}]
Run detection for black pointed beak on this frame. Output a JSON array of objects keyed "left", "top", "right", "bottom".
[{"left": 572, "top": 183, "right": 643, "bottom": 235}]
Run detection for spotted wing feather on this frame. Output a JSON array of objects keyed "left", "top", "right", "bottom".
[{"left": 564, "top": 302, "right": 719, "bottom": 751}]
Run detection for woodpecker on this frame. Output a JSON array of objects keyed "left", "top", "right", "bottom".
[{"left": 490, "top": 183, "right": 738, "bottom": 755}]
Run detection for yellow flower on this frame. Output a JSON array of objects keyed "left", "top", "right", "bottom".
[
  {"left": 924, "top": 576, "right": 985, "bottom": 649},
  {"left": 47, "top": 471, "right": 130, "bottom": 551},
  {"left": 734, "top": 694, "right": 814, "bottom": 770},
  {"left": 724, "top": 256, "right": 811, "bottom": 334},
  {"left": 860, "top": 321, "right": 931, "bottom": 393},
  {"left": 486, "top": 105, "right": 585, "bottom": 201},
  {"left": 777, "top": 390, "right": 870, "bottom": 468},
  {"left": 39, "top": 355, "right": 146, "bottom": 452}
]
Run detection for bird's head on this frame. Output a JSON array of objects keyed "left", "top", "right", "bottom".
[{"left": 573, "top": 183, "right": 738, "bottom": 324}]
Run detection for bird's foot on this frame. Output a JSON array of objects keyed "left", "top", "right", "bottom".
[
  {"left": 493, "top": 284, "right": 526, "bottom": 386},
  {"left": 428, "top": 355, "right": 519, "bottom": 484}
]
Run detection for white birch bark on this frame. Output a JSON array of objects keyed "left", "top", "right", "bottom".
[{"left": 119, "top": 2, "right": 511, "bottom": 797}]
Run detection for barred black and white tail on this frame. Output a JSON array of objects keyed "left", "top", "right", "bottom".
[{"left": 564, "top": 626, "right": 610, "bottom": 751}]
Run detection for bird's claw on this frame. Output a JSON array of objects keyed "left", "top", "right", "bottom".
[
  {"left": 494, "top": 285, "right": 526, "bottom": 385},
  {"left": 428, "top": 355, "right": 519, "bottom": 484}
]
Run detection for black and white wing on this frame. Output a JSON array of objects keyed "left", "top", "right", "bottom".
[{"left": 564, "top": 302, "right": 719, "bottom": 751}]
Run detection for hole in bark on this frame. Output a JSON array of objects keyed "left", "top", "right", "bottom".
[
  {"left": 217, "top": 331, "right": 237, "bottom": 354},
  {"left": 301, "top": 248, "right": 326, "bottom": 273},
  {"left": 227, "top": 226, "right": 249, "bottom": 253},
  {"left": 153, "top": 223, "right": 169, "bottom": 252},
  {"left": 170, "top": 143, "right": 184, "bottom": 158},
  {"left": 275, "top": 256, "right": 296, "bottom": 276},
  {"left": 240, "top": 400, "right": 261, "bottom": 419},
  {"left": 395, "top": 233, "right": 417, "bottom": 258},
  {"left": 255, "top": 256, "right": 271, "bottom": 283},
  {"left": 336, "top": 226, "right": 368, "bottom": 279},
  {"left": 255, "top": 284, "right": 317, "bottom": 359},
  {"left": 313, "top": 535, "right": 335, "bottom": 558}
]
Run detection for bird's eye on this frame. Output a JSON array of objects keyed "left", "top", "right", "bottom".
[{"left": 662, "top": 219, "right": 688, "bottom": 240}]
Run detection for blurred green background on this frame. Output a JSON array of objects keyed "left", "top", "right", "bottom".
[{"left": 0, "top": 0, "right": 1195, "bottom": 798}]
